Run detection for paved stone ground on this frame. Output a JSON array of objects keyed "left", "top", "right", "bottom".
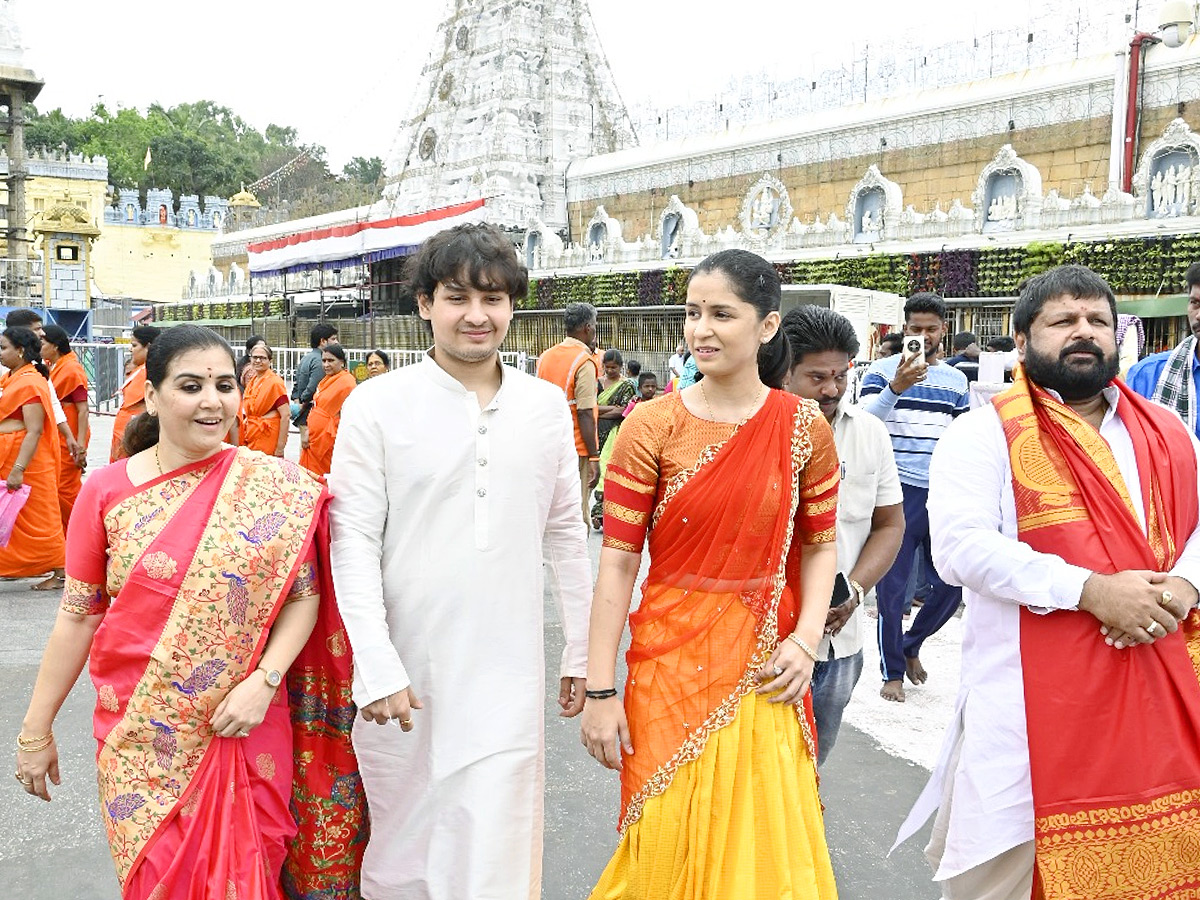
[{"left": 2, "top": 415, "right": 940, "bottom": 898}]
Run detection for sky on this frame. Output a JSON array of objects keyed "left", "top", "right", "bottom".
[{"left": 15, "top": 0, "right": 1124, "bottom": 171}]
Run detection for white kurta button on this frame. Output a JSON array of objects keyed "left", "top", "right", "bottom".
[
  {"left": 478, "top": 458, "right": 487, "bottom": 466},
  {"left": 477, "top": 488, "right": 487, "bottom": 497},
  {"left": 478, "top": 425, "right": 487, "bottom": 434}
]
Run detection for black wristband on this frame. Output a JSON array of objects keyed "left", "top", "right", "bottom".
[{"left": 585, "top": 688, "right": 619, "bottom": 700}]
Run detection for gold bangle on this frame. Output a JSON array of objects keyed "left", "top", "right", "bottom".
[
  {"left": 786, "top": 633, "right": 820, "bottom": 663},
  {"left": 16, "top": 731, "right": 53, "bottom": 752}
]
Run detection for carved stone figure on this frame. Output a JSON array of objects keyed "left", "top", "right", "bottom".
[
  {"left": 1152, "top": 170, "right": 1166, "bottom": 213},
  {"left": 752, "top": 188, "right": 776, "bottom": 229}
]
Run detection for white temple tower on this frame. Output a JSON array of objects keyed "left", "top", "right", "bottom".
[{"left": 382, "top": 0, "right": 636, "bottom": 231}]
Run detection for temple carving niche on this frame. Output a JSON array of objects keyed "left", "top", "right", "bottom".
[{"left": 1133, "top": 119, "right": 1200, "bottom": 218}]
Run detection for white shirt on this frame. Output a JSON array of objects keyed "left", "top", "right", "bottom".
[
  {"left": 897, "top": 386, "right": 1200, "bottom": 878},
  {"left": 327, "top": 352, "right": 593, "bottom": 899},
  {"left": 329, "top": 352, "right": 591, "bottom": 705},
  {"left": 821, "top": 401, "right": 903, "bottom": 659}
]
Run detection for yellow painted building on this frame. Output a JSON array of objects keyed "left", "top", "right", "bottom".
[{"left": 1, "top": 151, "right": 231, "bottom": 305}]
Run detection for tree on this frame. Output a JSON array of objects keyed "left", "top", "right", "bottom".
[
  {"left": 343, "top": 156, "right": 384, "bottom": 187},
  {"left": 24, "top": 101, "right": 380, "bottom": 217}
]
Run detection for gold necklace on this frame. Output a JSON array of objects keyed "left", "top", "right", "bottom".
[
  {"left": 698, "top": 379, "right": 766, "bottom": 423},
  {"left": 154, "top": 443, "right": 164, "bottom": 476}
]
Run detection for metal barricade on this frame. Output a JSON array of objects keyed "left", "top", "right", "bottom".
[
  {"left": 73, "top": 342, "right": 527, "bottom": 414},
  {"left": 73, "top": 343, "right": 129, "bottom": 415}
]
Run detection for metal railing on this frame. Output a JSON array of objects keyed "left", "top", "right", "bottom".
[{"left": 72, "top": 342, "right": 528, "bottom": 415}]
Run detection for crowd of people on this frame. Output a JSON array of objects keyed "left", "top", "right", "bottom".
[{"left": 9, "top": 220, "right": 1200, "bottom": 900}]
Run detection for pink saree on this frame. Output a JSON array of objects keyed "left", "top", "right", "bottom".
[{"left": 63, "top": 447, "right": 365, "bottom": 899}]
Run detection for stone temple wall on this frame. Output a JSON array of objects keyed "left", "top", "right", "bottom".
[{"left": 565, "top": 46, "right": 1200, "bottom": 248}]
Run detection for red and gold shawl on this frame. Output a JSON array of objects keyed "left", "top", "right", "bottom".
[
  {"left": 993, "top": 368, "right": 1200, "bottom": 900},
  {"left": 603, "top": 390, "right": 839, "bottom": 832},
  {"left": 79, "top": 448, "right": 364, "bottom": 898}
]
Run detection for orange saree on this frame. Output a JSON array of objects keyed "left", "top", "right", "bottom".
[
  {"left": 593, "top": 391, "right": 840, "bottom": 898},
  {"left": 111, "top": 365, "right": 146, "bottom": 462},
  {"left": 240, "top": 369, "right": 289, "bottom": 455},
  {"left": 0, "top": 364, "right": 64, "bottom": 577},
  {"left": 993, "top": 370, "right": 1200, "bottom": 900},
  {"left": 299, "top": 370, "right": 355, "bottom": 477},
  {"left": 65, "top": 448, "right": 366, "bottom": 899},
  {"left": 50, "top": 351, "right": 89, "bottom": 529}
]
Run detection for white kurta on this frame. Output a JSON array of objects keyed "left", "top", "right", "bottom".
[
  {"left": 895, "top": 386, "right": 1200, "bottom": 879},
  {"left": 328, "top": 353, "right": 592, "bottom": 900}
]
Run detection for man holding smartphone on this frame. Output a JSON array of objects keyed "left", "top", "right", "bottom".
[
  {"left": 859, "top": 293, "right": 971, "bottom": 702},
  {"left": 781, "top": 306, "right": 904, "bottom": 762}
]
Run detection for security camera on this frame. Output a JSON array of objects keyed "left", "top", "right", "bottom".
[{"left": 1159, "top": 0, "right": 1195, "bottom": 48}]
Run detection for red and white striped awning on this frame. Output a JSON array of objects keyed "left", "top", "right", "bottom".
[{"left": 246, "top": 199, "right": 487, "bottom": 274}]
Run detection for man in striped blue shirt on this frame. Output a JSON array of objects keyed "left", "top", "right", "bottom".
[{"left": 859, "top": 293, "right": 970, "bottom": 702}]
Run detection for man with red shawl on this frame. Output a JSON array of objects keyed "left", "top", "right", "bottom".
[{"left": 897, "top": 264, "right": 1200, "bottom": 900}]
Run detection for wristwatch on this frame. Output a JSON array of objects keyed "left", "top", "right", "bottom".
[
  {"left": 847, "top": 579, "right": 866, "bottom": 607},
  {"left": 259, "top": 667, "right": 283, "bottom": 689}
]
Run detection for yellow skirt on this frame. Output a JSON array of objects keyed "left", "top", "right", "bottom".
[{"left": 589, "top": 690, "right": 837, "bottom": 900}]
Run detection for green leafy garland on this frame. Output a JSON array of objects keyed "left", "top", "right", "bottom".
[{"left": 154, "top": 233, "right": 1200, "bottom": 321}]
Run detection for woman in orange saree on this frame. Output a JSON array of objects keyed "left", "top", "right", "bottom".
[
  {"left": 16, "top": 325, "right": 365, "bottom": 900},
  {"left": 0, "top": 327, "right": 65, "bottom": 580},
  {"left": 42, "top": 325, "right": 90, "bottom": 531},
  {"left": 299, "top": 343, "right": 355, "bottom": 477},
  {"left": 581, "top": 250, "right": 841, "bottom": 899},
  {"left": 240, "top": 340, "right": 290, "bottom": 457},
  {"left": 111, "top": 325, "right": 158, "bottom": 462}
]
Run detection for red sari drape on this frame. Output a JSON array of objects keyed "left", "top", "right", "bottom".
[
  {"left": 50, "top": 351, "right": 89, "bottom": 529},
  {"left": 993, "top": 371, "right": 1200, "bottom": 900},
  {"left": 239, "top": 369, "right": 289, "bottom": 455},
  {"left": 299, "top": 370, "right": 355, "bottom": 477},
  {"left": 66, "top": 448, "right": 365, "bottom": 899},
  {"left": 111, "top": 365, "right": 146, "bottom": 462},
  {"left": 604, "top": 391, "right": 838, "bottom": 831},
  {"left": 0, "top": 364, "right": 64, "bottom": 576}
]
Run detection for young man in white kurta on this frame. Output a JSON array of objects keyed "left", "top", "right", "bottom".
[{"left": 328, "top": 225, "right": 592, "bottom": 900}]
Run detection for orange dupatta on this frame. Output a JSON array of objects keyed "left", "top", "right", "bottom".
[
  {"left": 605, "top": 391, "right": 838, "bottom": 831},
  {"left": 993, "top": 369, "right": 1200, "bottom": 900},
  {"left": 50, "top": 351, "right": 89, "bottom": 528},
  {"left": 111, "top": 364, "right": 146, "bottom": 462},
  {"left": 0, "top": 364, "right": 64, "bottom": 576},
  {"left": 240, "top": 369, "right": 289, "bottom": 455},
  {"left": 299, "top": 370, "right": 355, "bottom": 477}
]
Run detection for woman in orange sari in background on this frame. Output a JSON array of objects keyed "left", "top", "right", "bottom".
[
  {"left": 41, "top": 325, "right": 89, "bottom": 530},
  {"left": 299, "top": 343, "right": 355, "bottom": 477},
  {"left": 240, "top": 340, "right": 290, "bottom": 457},
  {"left": 0, "top": 327, "right": 65, "bottom": 581},
  {"left": 15, "top": 325, "right": 365, "bottom": 900},
  {"left": 581, "top": 250, "right": 841, "bottom": 899},
  {"left": 111, "top": 325, "right": 158, "bottom": 462}
]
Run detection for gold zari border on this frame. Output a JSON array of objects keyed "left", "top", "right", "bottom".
[
  {"left": 619, "top": 400, "right": 819, "bottom": 834},
  {"left": 1035, "top": 789, "right": 1200, "bottom": 900}
]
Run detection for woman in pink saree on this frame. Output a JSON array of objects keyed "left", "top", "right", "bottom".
[{"left": 15, "top": 325, "right": 365, "bottom": 900}]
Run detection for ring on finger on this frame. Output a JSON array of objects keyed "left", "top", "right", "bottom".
[
  {"left": 1160, "top": 590, "right": 1174, "bottom": 608},
  {"left": 1146, "top": 620, "right": 1161, "bottom": 636},
  {"left": 772, "top": 665, "right": 783, "bottom": 677}
]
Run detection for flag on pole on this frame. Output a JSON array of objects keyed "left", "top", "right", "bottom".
[{"left": 143, "top": 146, "right": 152, "bottom": 170}]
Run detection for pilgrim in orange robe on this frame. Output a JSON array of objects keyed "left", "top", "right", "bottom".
[
  {"left": 299, "top": 370, "right": 356, "bottom": 477},
  {"left": 110, "top": 364, "right": 146, "bottom": 462},
  {"left": 240, "top": 369, "right": 290, "bottom": 455},
  {"left": 49, "top": 351, "right": 89, "bottom": 529},
  {"left": 0, "top": 364, "right": 65, "bottom": 577}
]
